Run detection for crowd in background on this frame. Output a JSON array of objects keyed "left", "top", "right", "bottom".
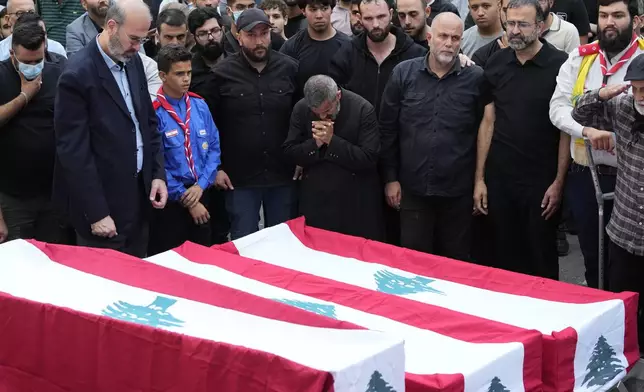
[{"left": 0, "top": 0, "right": 643, "bottom": 345}]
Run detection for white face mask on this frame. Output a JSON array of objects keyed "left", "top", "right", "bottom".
[
  {"left": 15, "top": 58, "right": 44, "bottom": 80},
  {"left": 232, "top": 10, "right": 243, "bottom": 21}
]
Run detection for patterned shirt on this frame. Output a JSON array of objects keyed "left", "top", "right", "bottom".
[
  {"left": 36, "top": 0, "right": 85, "bottom": 48},
  {"left": 572, "top": 89, "right": 644, "bottom": 255}
]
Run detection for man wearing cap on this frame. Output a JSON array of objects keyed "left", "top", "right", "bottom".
[
  {"left": 571, "top": 53, "right": 644, "bottom": 348},
  {"left": 207, "top": 8, "right": 299, "bottom": 239}
]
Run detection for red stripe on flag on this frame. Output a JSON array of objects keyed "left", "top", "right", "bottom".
[
  {"left": 280, "top": 217, "right": 639, "bottom": 383},
  {"left": 16, "top": 241, "right": 370, "bottom": 392},
  {"left": 187, "top": 242, "right": 543, "bottom": 392}
]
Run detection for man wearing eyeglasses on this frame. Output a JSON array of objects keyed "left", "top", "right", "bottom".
[
  {"left": 54, "top": 0, "right": 168, "bottom": 257},
  {"left": 473, "top": 0, "right": 569, "bottom": 279},
  {"left": 0, "top": 0, "right": 66, "bottom": 59}
]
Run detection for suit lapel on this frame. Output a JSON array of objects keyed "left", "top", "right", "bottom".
[
  {"left": 82, "top": 13, "right": 99, "bottom": 43},
  {"left": 90, "top": 39, "right": 132, "bottom": 118}
]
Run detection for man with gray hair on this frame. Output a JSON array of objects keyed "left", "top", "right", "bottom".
[
  {"left": 380, "top": 12, "right": 483, "bottom": 260},
  {"left": 283, "top": 74, "right": 383, "bottom": 240},
  {"left": 54, "top": 0, "right": 168, "bottom": 257}
]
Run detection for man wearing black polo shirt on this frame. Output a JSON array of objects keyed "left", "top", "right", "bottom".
[
  {"left": 0, "top": 20, "right": 67, "bottom": 243},
  {"left": 473, "top": 0, "right": 569, "bottom": 279},
  {"left": 208, "top": 9, "right": 299, "bottom": 239}
]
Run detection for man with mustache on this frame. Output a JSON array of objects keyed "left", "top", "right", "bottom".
[
  {"left": 349, "top": 0, "right": 363, "bottom": 34},
  {"left": 396, "top": 0, "right": 430, "bottom": 48},
  {"left": 222, "top": 0, "right": 286, "bottom": 53},
  {"left": 208, "top": 8, "right": 300, "bottom": 239},
  {"left": 549, "top": 0, "right": 644, "bottom": 288},
  {"left": 66, "top": 0, "right": 109, "bottom": 55},
  {"left": 187, "top": 6, "right": 231, "bottom": 245},
  {"left": 379, "top": 12, "right": 485, "bottom": 259},
  {"left": 329, "top": 0, "right": 425, "bottom": 245},
  {"left": 54, "top": 0, "right": 168, "bottom": 257},
  {"left": 474, "top": 0, "right": 569, "bottom": 278}
]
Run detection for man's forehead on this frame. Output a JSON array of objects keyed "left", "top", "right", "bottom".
[
  {"left": 396, "top": 0, "right": 422, "bottom": 12},
  {"left": 9, "top": 0, "right": 35, "bottom": 12},
  {"left": 265, "top": 7, "right": 282, "bottom": 14},
  {"left": 198, "top": 18, "right": 220, "bottom": 30},
  {"left": 506, "top": 5, "right": 535, "bottom": 18},
  {"left": 599, "top": 2, "right": 628, "bottom": 13},
  {"left": 161, "top": 23, "right": 188, "bottom": 32}
]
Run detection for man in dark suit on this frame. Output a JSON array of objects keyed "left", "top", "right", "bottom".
[{"left": 54, "top": 0, "right": 168, "bottom": 257}]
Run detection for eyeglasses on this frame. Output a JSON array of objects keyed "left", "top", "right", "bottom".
[
  {"left": 506, "top": 20, "right": 536, "bottom": 30},
  {"left": 127, "top": 35, "right": 150, "bottom": 44},
  {"left": 10, "top": 9, "right": 35, "bottom": 17},
  {"left": 195, "top": 27, "right": 222, "bottom": 40}
]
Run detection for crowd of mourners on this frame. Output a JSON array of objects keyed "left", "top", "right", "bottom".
[{"left": 0, "top": 0, "right": 643, "bottom": 347}]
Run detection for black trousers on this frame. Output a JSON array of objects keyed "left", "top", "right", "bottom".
[
  {"left": 399, "top": 191, "right": 472, "bottom": 261},
  {"left": 0, "top": 192, "right": 72, "bottom": 244},
  {"left": 608, "top": 240, "right": 644, "bottom": 349},
  {"left": 208, "top": 187, "right": 230, "bottom": 245},
  {"left": 148, "top": 189, "right": 212, "bottom": 256},
  {"left": 76, "top": 175, "right": 149, "bottom": 258},
  {"left": 487, "top": 179, "right": 559, "bottom": 280}
]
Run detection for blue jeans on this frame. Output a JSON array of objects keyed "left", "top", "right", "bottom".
[
  {"left": 565, "top": 163, "right": 616, "bottom": 288},
  {"left": 225, "top": 184, "right": 297, "bottom": 240}
]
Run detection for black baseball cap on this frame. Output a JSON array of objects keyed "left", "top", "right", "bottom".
[
  {"left": 625, "top": 54, "right": 644, "bottom": 82},
  {"left": 236, "top": 8, "right": 271, "bottom": 32}
]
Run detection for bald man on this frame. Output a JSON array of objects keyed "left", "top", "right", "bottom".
[
  {"left": 54, "top": 0, "right": 168, "bottom": 257},
  {"left": 379, "top": 12, "right": 485, "bottom": 260}
]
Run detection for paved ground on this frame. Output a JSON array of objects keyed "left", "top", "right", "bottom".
[{"left": 559, "top": 233, "right": 587, "bottom": 286}]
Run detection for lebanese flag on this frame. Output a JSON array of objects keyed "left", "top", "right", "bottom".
[
  {"left": 0, "top": 239, "right": 406, "bottom": 392},
  {"left": 205, "top": 218, "right": 639, "bottom": 392}
]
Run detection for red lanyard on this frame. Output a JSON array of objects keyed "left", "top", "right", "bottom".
[{"left": 156, "top": 89, "right": 198, "bottom": 181}]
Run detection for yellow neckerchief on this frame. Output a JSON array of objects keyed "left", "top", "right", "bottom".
[{"left": 571, "top": 38, "right": 644, "bottom": 165}]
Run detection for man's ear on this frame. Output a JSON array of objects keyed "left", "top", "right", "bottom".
[
  {"left": 425, "top": 5, "right": 431, "bottom": 18},
  {"left": 159, "top": 70, "right": 167, "bottom": 82},
  {"left": 633, "top": 14, "right": 643, "bottom": 32}
]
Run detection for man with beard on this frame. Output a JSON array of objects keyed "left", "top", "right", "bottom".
[
  {"left": 329, "top": 0, "right": 425, "bottom": 245},
  {"left": 223, "top": 0, "right": 286, "bottom": 52},
  {"left": 209, "top": 9, "right": 299, "bottom": 239},
  {"left": 54, "top": 0, "right": 168, "bottom": 257},
  {"left": 284, "top": 0, "right": 307, "bottom": 37},
  {"left": 155, "top": 9, "right": 188, "bottom": 50},
  {"left": 66, "top": 0, "right": 109, "bottom": 56},
  {"left": 187, "top": 6, "right": 231, "bottom": 244},
  {"left": 379, "top": 12, "right": 483, "bottom": 258},
  {"left": 396, "top": 0, "right": 430, "bottom": 48},
  {"left": 538, "top": 0, "right": 579, "bottom": 53},
  {"left": 549, "top": 0, "right": 644, "bottom": 288},
  {"left": 461, "top": 0, "right": 503, "bottom": 56},
  {"left": 474, "top": 0, "right": 569, "bottom": 278},
  {"left": 349, "top": 0, "right": 364, "bottom": 34},
  {"left": 280, "top": 0, "right": 350, "bottom": 92},
  {"left": 283, "top": 75, "right": 383, "bottom": 240}
]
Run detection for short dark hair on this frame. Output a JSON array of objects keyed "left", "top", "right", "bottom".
[
  {"left": 598, "top": 0, "right": 638, "bottom": 19},
  {"left": 12, "top": 17, "right": 46, "bottom": 51},
  {"left": 157, "top": 8, "right": 188, "bottom": 32},
  {"left": 259, "top": 0, "right": 288, "bottom": 16},
  {"left": 157, "top": 44, "right": 192, "bottom": 73},
  {"left": 14, "top": 12, "right": 43, "bottom": 27},
  {"left": 358, "top": 0, "right": 392, "bottom": 12},
  {"left": 298, "top": 0, "right": 336, "bottom": 11},
  {"left": 0, "top": 8, "right": 7, "bottom": 20},
  {"left": 187, "top": 6, "right": 222, "bottom": 34},
  {"left": 507, "top": 0, "right": 545, "bottom": 22}
]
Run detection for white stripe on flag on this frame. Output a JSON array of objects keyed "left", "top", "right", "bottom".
[
  {"left": 231, "top": 223, "right": 629, "bottom": 392},
  {"left": 0, "top": 240, "right": 406, "bottom": 392},
  {"left": 147, "top": 250, "right": 527, "bottom": 392}
]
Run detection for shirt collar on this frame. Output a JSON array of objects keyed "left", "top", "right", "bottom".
[
  {"left": 165, "top": 94, "right": 184, "bottom": 106},
  {"left": 96, "top": 35, "right": 124, "bottom": 72},
  {"left": 506, "top": 38, "right": 550, "bottom": 67},
  {"left": 543, "top": 12, "right": 561, "bottom": 35},
  {"left": 421, "top": 51, "right": 461, "bottom": 77}
]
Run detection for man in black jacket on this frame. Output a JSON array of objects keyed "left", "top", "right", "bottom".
[
  {"left": 283, "top": 75, "right": 383, "bottom": 240},
  {"left": 329, "top": 0, "right": 425, "bottom": 246},
  {"left": 329, "top": 0, "right": 426, "bottom": 117}
]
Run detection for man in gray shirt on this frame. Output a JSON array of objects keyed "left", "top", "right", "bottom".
[{"left": 460, "top": 0, "right": 502, "bottom": 56}]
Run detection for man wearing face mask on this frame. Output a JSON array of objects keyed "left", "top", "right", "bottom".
[
  {"left": 550, "top": 0, "right": 644, "bottom": 289},
  {"left": 0, "top": 20, "right": 68, "bottom": 244},
  {"left": 222, "top": 0, "right": 286, "bottom": 53},
  {"left": 208, "top": 8, "right": 299, "bottom": 240}
]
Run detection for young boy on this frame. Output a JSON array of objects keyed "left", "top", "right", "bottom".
[
  {"left": 259, "top": 0, "right": 288, "bottom": 40},
  {"left": 572, "top": 53, "right": 644, "bottom": 349},
  {"left": 148, "top": 44, "right": 221, "bottom": 255}
]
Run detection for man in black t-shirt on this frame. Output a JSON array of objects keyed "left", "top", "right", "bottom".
[
  {"left": 280, "top": 0, "right": 350, "bottom": 89},
  {"left": 0, "top": 19, "right": 67, "bottom": 244},
  {"left": 284, "top": 0, "right": 308, "bottom": 36}
]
